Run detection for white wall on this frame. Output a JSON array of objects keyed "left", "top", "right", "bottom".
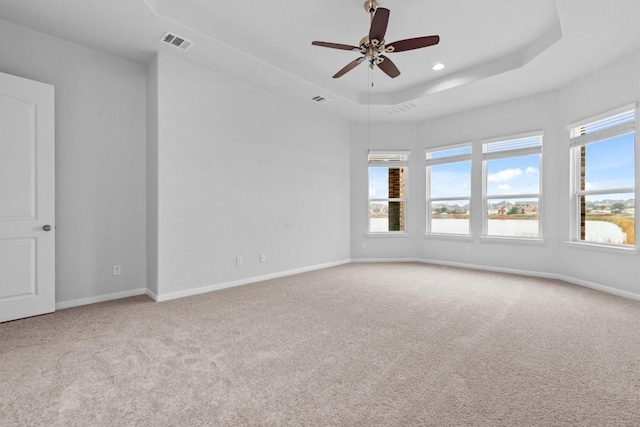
[
  {"left": 153, "top": 53, "right": 350, "bottom": 297},
  {"left": 146, "top": 55, "right": 159, "bottom": 297},
  {"left": 2, "top": 18, "right": 636, "bottom": 305},
  {"left": 556, "top": 51, "right": 640, "bottom": 295},
  {"left": 417, "top": 91, "right": 562, "bottom": 274},
  {"left": 0, "top": 21, "right": 147, "bottom": 304},
  {"left": 350, "top": 123, "right": 419, "bottom": 260},
  {"left": 351, "top": 49, "right": 640, "bottom": 298}
]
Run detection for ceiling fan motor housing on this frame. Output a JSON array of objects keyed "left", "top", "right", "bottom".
[
  {"left": 311, "top": 3, "right": 440, "bottom": 79},
  {"left": 364, "top": 0, "right": 379, "bottom": 13}
]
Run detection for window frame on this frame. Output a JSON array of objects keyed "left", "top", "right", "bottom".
[
  {"left": 367, "top": 150, "right": 410, "bottom": 235},
  {"left": 568, "top": 104, "right": 637, "bottom": 248},
  {"left": 481, "top": 131, "right": 544, "bottom": 240},
  {"left": 425, "top": 142, "right": 473, "bottom": 236}
]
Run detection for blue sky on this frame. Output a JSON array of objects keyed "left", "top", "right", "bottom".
[
  {"left": 368, "top": 167, "right": 390, "bottom": 198},
  {"left": 584, "top": 133, "right": 635, "bottom": 191},
  {"left": 370, "top": 132, "right": 635, "bottom": 202},
  {"left": 485, "top": 154, "right": 540, "bottom": 196},
  {"left": 430, "top": 161, "right": 471, "bottom": 198},
  {"left": 429, "top": 155, "right": 540, "bottom": 198}
]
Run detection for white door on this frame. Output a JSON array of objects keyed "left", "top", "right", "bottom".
[{"left": 0, "top": 72, "right": 55, "bottom": 323}]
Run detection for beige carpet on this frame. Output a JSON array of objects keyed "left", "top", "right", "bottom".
[{"left": 1, "top": 263, "right": 640, "bottom": 426}]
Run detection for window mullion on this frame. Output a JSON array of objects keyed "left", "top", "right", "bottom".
[{"left": 578, "top": 188, "right": 635, "bottom": 197}]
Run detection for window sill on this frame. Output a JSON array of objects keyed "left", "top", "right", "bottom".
[
  {"left": 479, "top": 236, "right": 546, "bottom": 245},
  {"left": 366, "top": 232, "right": 412, "bottom": 238},
  {"left": 424, "top": 233, "right": 474, "bottom": 242},
  {"left": 563, "top": 241, "right": 639, "bottom": 255}
]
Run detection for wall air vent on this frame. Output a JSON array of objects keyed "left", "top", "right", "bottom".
[
  {"left": 311, "top": 95, "right": 329, "bottom": 103},
  {"left": 161, "top": 32, "right": 194, "bottom": 51},
  {"left": 384, "top": 102, "right": 420, "bottom": 116}
]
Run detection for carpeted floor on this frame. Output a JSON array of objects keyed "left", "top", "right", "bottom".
[{"left": 1, "top": 262, "right": 640, "bottom": 426}]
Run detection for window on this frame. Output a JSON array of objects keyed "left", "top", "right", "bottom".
[
  {"left": 569, "top": 105, "right": 636, "bottom": 246},
  {"left": 482, "top": 133, "right": 543, "bottom": 238},
  {"left": 368, "top": 151, "right": 409, "bottom": 233},
  {"left": 426, "top": 144, "right": 472, "bottom": 235}
]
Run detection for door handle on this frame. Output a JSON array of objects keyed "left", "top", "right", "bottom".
[{"left": 43, "top": 225, "right": 52, "bottom": 231}]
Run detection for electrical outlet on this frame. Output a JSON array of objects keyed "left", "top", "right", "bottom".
[
  {"left": 260, "top": 253, "right": 266, "bottom": 262},
  {"left": 465, "top": 246, "right": 471, "bottom": 253},
  {"left": 236, "top": 256, "right": 243, "bottom": 266},
  {"left": 360, "top": 242, "right": 366, "bottom": 249},
  {"left": 113, "top": 265, "right": 121, "bottom": 275}
]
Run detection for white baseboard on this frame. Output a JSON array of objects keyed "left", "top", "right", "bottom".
[
  {"left": 55, "top": 288, "right": 148, "bottom": 310},
  {"left": 418, "top": 258, "right": 640, "bottom": 302},
  {"left": 417, "top": 258, "right": 558, "bottom": 280},
  {"left": 145, "top": 288, "right": 159, "bottom": 302},
  {"left": 555, "top": 275, "right": 640, "bottom": 301},
  {"left": 351, "top": 258, "right": 420, "bottom": 263},
  {"left": 54, "top": 257, "right": 640, "bottom": 309},
  {"left": 154, "top": 259, "right": 352, "bottom": 302}
]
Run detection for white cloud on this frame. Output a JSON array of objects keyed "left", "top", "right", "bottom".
[
  {"left": 525, "top": 167, "right": 539, "bottom": 175},
  {"left": 498, "top": 184, "right": 511, "bottom": 190},
  {"left": 487, "top": 168, "right": 523, "bottom": 183},
  {"left": 585, "top": 182, "right": 594, "bottom": 190}
]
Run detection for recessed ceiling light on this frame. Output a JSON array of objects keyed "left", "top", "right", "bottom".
[{"left": 432, "top": 63, "right": 445, "bottom": 71}]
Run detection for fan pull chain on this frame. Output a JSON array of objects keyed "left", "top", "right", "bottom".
[{"left": 367, "top": 66, "right": 372, "bottom": 152}]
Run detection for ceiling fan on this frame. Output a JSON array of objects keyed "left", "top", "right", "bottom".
[{"left": 311, "top": 0, "right": 440, "bottom": 79}]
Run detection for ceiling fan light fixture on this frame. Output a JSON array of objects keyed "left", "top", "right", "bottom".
[
  {"left": 311, "top": 5, "right": 440, "bottom": 79},
  {"left": 432, "top": 63, "right": 445, "bottom": 71}
]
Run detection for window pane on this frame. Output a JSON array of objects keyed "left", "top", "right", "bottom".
[
  {"left": 368, "top": 152, "right": 409, "bottom": 162},
  {"left": 583, "top": 133, "right": 635, "bottom": 190},
  {"left": 487, "top": 198, "right": 539, "bottom": 237},
  {"left": 369, "top": 201, "right": 405, "bottom": 232},
  {"left": 428, "top": 146, "right": 471, "bottom": 160},
  {"left": 486, "top": 154, "right": 540, "bottom": 195},
  {"left": 484, "top": 135, "right": 541, "bottom": 154},
  {"left": 369, "top": 167, "right": 389, "bottom": 198},
  {"left": 369, "top": 166, "right": 406, "bottom": 199},
  {"left": 430, "top": 200, "right": 469, "bottom": 234},
  {"left": 572, "top": 109, "right": 635, "bottom": 137},
  {"left": 580, "top": 193, "right": 635, "bottom": 245},
  {"left": 430, "top": 160, "right": 471, "bottom": 198}
]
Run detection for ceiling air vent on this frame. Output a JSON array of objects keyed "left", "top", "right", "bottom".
[
  {"left": 385, "top": 102, "right": 420, "bottom": 116},
  {"left": 161, "top": 32, "right": 194, "bottom": 51},
  {"left": 311, "top": 95, "right": 329, "bottom": 103}
]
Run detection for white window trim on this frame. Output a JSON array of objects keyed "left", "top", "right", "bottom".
[
  {"left": 563, "top": 241, "right": 639, "bottom": 255},
  {"left": 480, "top": 236, "right": 546, "bottom": 245},
  {"left": 482, "top": 131, "right": 544, "bottom": 239},
  {"left": 569, "top": 105, "right": 637, "bottom": 249},
  {"left": 570, "top": 125, "right": 635, "bottom": 147},
  {"left": 423, "top": 233, "right": 474, "bottom": 242},
  {"left": 368, "top": 150, "right": 410, "bottom": 235},
  {"left": 567, "top": 103, "right": 637, "bottom": 130},
  {"left": 426, "top": 142, "right": 472, "bottom": 236},
  {"left": 367, "top": 232, "right": 413, "bottom": 238},
  {"left": 482, "top": 130, "right": 545, "bottom": 146}
]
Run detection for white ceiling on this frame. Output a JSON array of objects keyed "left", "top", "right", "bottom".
[{"left": 1, "top": 0, "right": 638, "bottom": 122}]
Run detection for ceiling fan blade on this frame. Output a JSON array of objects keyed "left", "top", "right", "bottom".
[
  {"left": 312, "top": 41, "right": 359, "bottom": 51},
  {"left": 369, "top": 7, "right": 390, "bottom": 43},
  {"left": 333, "top": 57, "right": 365, "bottom": 78},
  {"left": 387, "top": 35, "right": 440, "bottom": 52},
  {"left": 377, "top": 55, "right": 400, "bottom": 78}
]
